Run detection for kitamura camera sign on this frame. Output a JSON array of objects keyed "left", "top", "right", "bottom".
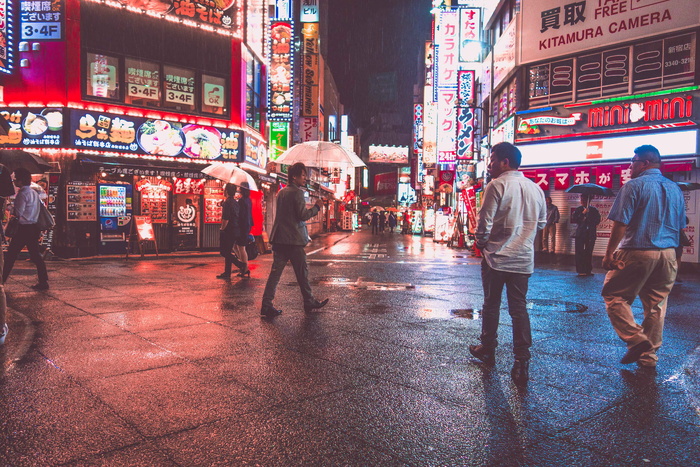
[{"left": 520, "top": 0, "right": 700, "bottom": 64}]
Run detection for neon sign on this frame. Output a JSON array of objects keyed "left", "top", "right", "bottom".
[
  {"left": 0, "top": 0, "right": 14, "bottom": 73},
  {"left": 588, "top": 95, "right": 693, "bottom": 128},
  {"left": 268, "top": 21, "right": 294, "bottom": 121}
]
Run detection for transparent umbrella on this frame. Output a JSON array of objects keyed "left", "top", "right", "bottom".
[
  {"left": 275, "top": 141, "right": 366, "bottom": 169},
  {"left": 201, "top": 162, "right": 258, "bottom": 191}
]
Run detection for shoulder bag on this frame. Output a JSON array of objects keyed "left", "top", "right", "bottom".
[{"left": 36, "top": 202, "right": 55, "bottom": 231}]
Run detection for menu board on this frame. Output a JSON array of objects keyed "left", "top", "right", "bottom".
[
  {"left": 0, "top": 108, "right": 63, "bottom": 147},
  {"left": 134, "top": 216, "right": 156, "bottom": 241},
  {"left": 66, "top": 182, "right": 97, "bottom": 221},
  {"left": 204, "top": 187, "right": 224, "bottom": 224},
  {"left": 140, "top": 187, "right": 168, "bottom": 224},
  {"left": 69, "top": 110, "right": 244, "bottom": 161}
]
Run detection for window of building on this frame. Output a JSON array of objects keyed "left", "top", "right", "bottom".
[
  {"left": 163, "top": 65, "right": 196, "bottom": 112},
  {"left": 246, "top": 52, "right": 263, "bottom": 132},
  {"left": 125, "top": 58, "right": 161, "bottom": 107},
  {"left": 85, "top": 53, "right": 120, "bottom": 100},
  {"left": 202, "top": 74, "right": 227, "bottom": 115}
]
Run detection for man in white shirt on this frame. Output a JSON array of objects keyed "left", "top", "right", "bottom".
[
  {"left": 3, "top": 168, "right": 49, "bottom": 290},
  {"left": 469, "top": 142, "right": 546, "bottom": 385}
]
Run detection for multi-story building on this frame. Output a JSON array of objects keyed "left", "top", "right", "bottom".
[
  {"left": 426, "top": 0, "right": 699, "bottom": 263},
  {"left": 0, "top": 0, "right": 270, "bottom": 257}
]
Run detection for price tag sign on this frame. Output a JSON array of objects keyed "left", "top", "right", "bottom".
[{"left": 20, "top": 0, "right": 64, "bottom": 41}]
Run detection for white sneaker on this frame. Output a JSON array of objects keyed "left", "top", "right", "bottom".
[{"left": 0, "top": 323, "right": 7, "bottom": 345}]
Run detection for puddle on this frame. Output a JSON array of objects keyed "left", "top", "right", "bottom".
[
  {"left": 450, "top": 308, "right": 481, "bottom": 319},
  {"left": 527, "top": 299, "right": 588, "bottom": 313}
]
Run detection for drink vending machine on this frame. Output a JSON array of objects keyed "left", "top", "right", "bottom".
[{"left": 98, "top": 184, "right": 133, "bottom": 254}]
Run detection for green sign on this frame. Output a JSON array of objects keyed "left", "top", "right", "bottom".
[{"left": 268, "top": 121, "right": 289, "bottom": 161}]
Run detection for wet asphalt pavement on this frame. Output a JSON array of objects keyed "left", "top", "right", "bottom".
[{"left": 0, "top": 228, "right": 699, "bottom": 466}]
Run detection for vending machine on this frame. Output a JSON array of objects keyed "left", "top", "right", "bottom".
[{"left": 98, "top": 183, "right": 133, "bottom": 254}]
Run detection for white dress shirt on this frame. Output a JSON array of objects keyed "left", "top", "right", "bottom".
[
  {"left": 475, "top": 171, "right": 547, "bottom": 274},
  {"left": 14, "top": 185, "right": 41, "bottom": 224}
]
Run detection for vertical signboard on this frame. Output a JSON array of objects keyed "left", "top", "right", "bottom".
[
  {"left": 300, "top": 116, "right": 318, "bottom": 142},
  {"left": 300, "top": 23, "right": 319, "bottom": 118},
  {"left": 434, "top": 9, "right": 459, "bottom": 90},
  {"left": 458, "top": 7, "right": 481, "bottom": 63},
  {"left": 413, "top": 103, "right": 424, "bottom": 186},
  {"left": 268, "top": 121, "right": 289, "bottom": 161},
  {"left": 437, "top": 89, "right": 457, "bottom": 164},
  {"left": 246, "top": 0, "right": 265, "bottom": 58},
  {"left": 456, "top": 70, "right": 475, "bottom": 160},
  {"left": 423, "top": 101, "right": 437, "bottom": 166},
  {"left": 0, "top": 0, "right": 14, "bottom": 73},
  {"left": 269, "top": 21, "right": 294, "bottom": 120},
  {"left": 300, "top": 0, "right": 319, "bottom": 22}
]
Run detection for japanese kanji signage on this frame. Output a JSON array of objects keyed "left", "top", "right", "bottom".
[
  {"left": 554, "top": 168, "right": 571, "bottom": 190},
  {"left": 268, "top": 121, "right": 289, "bottom": 162},
  {"left": 595, "top": 166, "right": 613, "bottom": 188},
  {"left": 434, "top": 9, "right": 459, "bottom": 90},
  {"left": 459, "top": 7, "right": 481, "bottom": 63},
  {"left": 520, "top": 0, "right": 699, "bottom": 64},
  {"left": 21, "top": 0, "right": 62, "bottom": 41},
  {"left": 300, "top": 117, "right": 318, "bottom": 142},
  {"left": 573, "top": 167, "right": 591, "bottom": 185},
  {"left": 69, "top": 109, "right": 244, "bottom": 161},
  {"left": 300, "top": 0, "right": 318, "bottom": 22},
  {"left": 268, "top": 21, "right": 294, "bottom": 120},
  {"left": 437, "top": 89, "right": 457, "bottom": 164},
  {"left": 164, "top": 70, "right": 195, "bottom": 107},
  {"left": 423, "top": 101, "right": 437, "bottom": 166},
  {"left": 0, "top": 107, "right": 63, "bottom": 147},
  {"left": 456, "top": 70, "right": 475, "bottom": 160}
]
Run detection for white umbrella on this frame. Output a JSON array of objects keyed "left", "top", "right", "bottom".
[
  {"left": 275, "top": 141, "right": 366, "bottom": 169},
  {"left": 201, "top": 162, "right": 258, "bottom": 191}
]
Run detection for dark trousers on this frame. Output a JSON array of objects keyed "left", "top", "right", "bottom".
[
  {"left": 3, "top": 223, "right": 48, "bottom": 284},
  {"left": 480, "top": 260, "right": 532, "bottom": 361},
  {"left": 262, "top": 244, "right": 314, "bottom": 308},
  {"left": 575, "top": 230, "right": 597, "bottom": 274},
  {"left": 219, "top": 231, "right": 243, "bottom": 274},
  {"left": 371, "top": 223, "right": 378, "bottom": 234}
]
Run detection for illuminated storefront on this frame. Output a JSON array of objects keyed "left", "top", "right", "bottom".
[{"left": 0, "top": 0, "right": 268, "bottom": 257}]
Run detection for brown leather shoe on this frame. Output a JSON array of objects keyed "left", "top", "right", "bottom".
[{"left": 620, "top": 340, "right": 652, "bottom": 364}]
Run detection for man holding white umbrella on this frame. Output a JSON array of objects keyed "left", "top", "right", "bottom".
[{"left": 260, "top": 162, "right": 328, "bottom": 319}]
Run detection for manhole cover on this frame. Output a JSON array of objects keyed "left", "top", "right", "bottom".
[
  {"left": 451, "top": 308, "right": 481, "bottom": 319},
  {"left": 527, "top": 299, "right": 588, "bottom": 313}
]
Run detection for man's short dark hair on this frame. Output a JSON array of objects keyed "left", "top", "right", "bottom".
[
  {"left": 634, "top": 144, "right": 661, "bottom": 164},
  {"left": 491, "top": 142, "right": 522, "bottom": 169},
  {"left": 224, "top": 183, "right": 237, "bottom": 197},
  {"left": 288, "top": 162, "right": 307, "bottom": 179},
  {"left": 13, "top": 168, "right": 31, "bottom": 185}
]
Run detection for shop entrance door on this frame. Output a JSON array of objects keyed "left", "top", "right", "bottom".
[{"left": 173, "top": 193, "right": 201, "bottom": 250}]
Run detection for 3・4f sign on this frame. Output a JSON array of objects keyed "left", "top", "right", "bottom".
[{"left": 20, "top": 0, "right": 64, "bottom": 41}]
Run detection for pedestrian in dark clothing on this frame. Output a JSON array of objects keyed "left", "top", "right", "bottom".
[
  {"left": 261, "top": 162, "right": 328, "bottom": 319},
  {"left": 468, "top": 142, "right": 546, "bottom": 386},
  {"left": 370, "top": 211, "right": 379, "bottom": 234},
  {"left": 233, "top": 182, "right": 253, "bottom": 277},
  {"left": 379, "top": 211, "right": 386, "bottom": 233},
  {"left": 541, "top": 196, "right": 560, "bottom": 253},
  {"left": 402, "top": 213, "right": 411, "bottom": 234},
  {"left": 3, "top": 168, "right": 49, "bottom": 290},
  {"left": 572, "top": 194, "right": 601, "bottom": 276},
  {"left": 602, "top": 145, "right": 685, "bottom": 368},
  {"left": 217, "top": 183, "right": 245, "bottom": 279},
  {"left": 388, "top": 212, "right": 397, "bottom": 233}
]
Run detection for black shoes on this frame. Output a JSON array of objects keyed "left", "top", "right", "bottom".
[
  {"left": 511, "top": 359, "right": 529, "bottom": 385},
  {"left": 468, "top": 344, "right": 495, "bottom": 366},
  {"left": 216, "top": 272, "right": 231, "bottom": 279},
  {"left": 31, "top": 282, "right": 49, "bottom": 291},
  {"left": 304, "top": 298, "right": 329, "bottom": 313},
  {"left": 260, "top": 306, "right": 282, "bottom": 319},
  {"left": 620, "top": 340, "right": 652, "bottom": 364},
  {"left": 237, "top": 269, "right": 251, "bottom": 278}
]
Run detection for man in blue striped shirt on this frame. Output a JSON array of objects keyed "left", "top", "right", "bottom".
[{"left": 602, "top": 145, "right": 686, "bottom": 368}]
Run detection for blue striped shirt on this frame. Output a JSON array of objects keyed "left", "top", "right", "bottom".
[{"left": 608, "top": 168, "right": 686, "bottom": 249}]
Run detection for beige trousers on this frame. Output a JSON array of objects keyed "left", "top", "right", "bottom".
[
  {"left": 601, "top": 248, "right": 677, "bottom": 366},
  {"left": 542, "top": 224, "right": 557, "bottom": 252}
]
